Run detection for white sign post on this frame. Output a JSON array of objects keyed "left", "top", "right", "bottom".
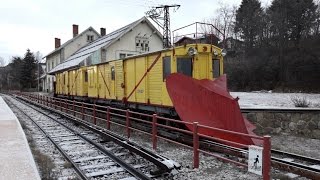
[{"left": 248, "top": 145, "right": 263, "bottom": 176}]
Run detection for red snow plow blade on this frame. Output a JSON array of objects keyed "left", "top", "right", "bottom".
[{"left": 166, "top": 73, "right": 260, "bottom": 146}]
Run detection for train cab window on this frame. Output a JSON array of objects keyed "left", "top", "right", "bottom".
[
  {"left": 84, "top": 71, "right": 88, "bottom": 82},
  {"left": 111, "top": 66, "right": 115, "bottom": 80},
  {"left": 213, "top": 59, "right": 220, "bottom": 78},
  {"left": 163, "top": 56, "right": 171, "bottom": 81},
  {"left": 177, "top": 57, "right": 192, "bottom": 77}
]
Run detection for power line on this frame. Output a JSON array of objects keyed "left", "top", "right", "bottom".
[{"left": 145, "top": 4, "right": 180, "bottom": 48}]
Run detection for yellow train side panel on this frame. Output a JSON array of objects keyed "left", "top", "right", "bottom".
[
  {"left": 134, "top": 57, "right": 147, "bottom": 103},
  {"left": 76, "top": 67, "right": 88, "bottom": 97},
  {"left": 161, "top": 53, "right": 173, "bottom": 106},
  {"left": 63, "top": 71, "right": 69, "bottom": 95},
  {"left": 124, "top": 59, "right": 136, "bottom": 102},
  {"left": 194, "top": 53, "right": 209, "bottom": 79},
  {"left": 88, "top": 66, "right": 98, "bottom": 97},
  {"left": 97, "top": 64, "right": 106, "bottom": 99},
  {"left": 147, "top": 54, "right": 162, "bottom": 104},
  {"left": 69, "top": 70, "right": 77, "bottom": 96},
  {"left": 104, "top": 63, "right": 112, "bottom": 99},
  {"left": 115, "top": 61, "right": 124, "bottom": 100}
]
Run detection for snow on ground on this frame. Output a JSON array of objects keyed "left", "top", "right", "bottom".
[{"left": 231, "top": 92, "right": 320, "bottom": 109}]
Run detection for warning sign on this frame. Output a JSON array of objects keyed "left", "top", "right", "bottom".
[{"left": 248, "top": 145, "right": 263, "bottom": 175}]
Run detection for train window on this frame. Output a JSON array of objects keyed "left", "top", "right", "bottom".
[
  {"left": 163, "top": 56, "right": 171, "bottom": 81},
  {"left": 177, "top": 57, "right": 192, "bottom": 77},
  {"left": 213, "top": 59, "right": 220, "bottom": 78},
  {"left": 84, "top": 71, "right": 88, "bottom": 82},
  {"left": 111, "top": 66, "right": 115, "bottom": 80}
]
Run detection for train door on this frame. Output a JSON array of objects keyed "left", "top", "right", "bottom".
[
  {"left": 110, "top": 63, "right": 116, "bottom": 99},
  {"left": 87, "top": 66, "right": 98, "bottom": 97},
  {"left": 97, "top": 65, "right": 106, "bottom": 99},
  {"left": 115, "top": 60, "right": 124, "bottom": 100}
]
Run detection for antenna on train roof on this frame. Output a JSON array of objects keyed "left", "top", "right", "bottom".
[{"left": 145, "top": 4, "right": 180, "bottom": 49}]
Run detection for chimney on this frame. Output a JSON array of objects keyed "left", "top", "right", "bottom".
[
  {"left": 55, "top": 38, "right": 61, "bottom": 49},
  {"left": 73, "top": 24, "right": 78, "bottom": 37},
  {"left": 100, "top": 28, "right": 106, "bottom": 36}
]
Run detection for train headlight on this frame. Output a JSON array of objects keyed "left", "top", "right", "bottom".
[
  {"left": 188, "top": 47, "right": 197, "bottom": 56},
  {"left": 221, "top": 49, "right": 227, "bottom": 57}
]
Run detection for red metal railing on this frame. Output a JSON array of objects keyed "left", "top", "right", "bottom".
[{"left": 19, "top": 93, "right": 271, "bottom": 180}]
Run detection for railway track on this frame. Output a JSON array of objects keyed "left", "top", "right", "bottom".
[
  {"left": 13, "top": 93, "right": 320, "bottom": 179},
  {"left": 5, "top": 95, "right": 178, "bottom": 180}
]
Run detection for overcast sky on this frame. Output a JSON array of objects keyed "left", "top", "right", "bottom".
[{"left": 0, "top": 0, "right": 270, "bottom": 64}]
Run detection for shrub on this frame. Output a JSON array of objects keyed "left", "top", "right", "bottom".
[{"left": 290, "top": 95, "right": 310, "bottom": 107}]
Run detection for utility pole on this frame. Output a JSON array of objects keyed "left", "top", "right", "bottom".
[{"left": 146, "top": 4, "right": 180, "bottom": 48}]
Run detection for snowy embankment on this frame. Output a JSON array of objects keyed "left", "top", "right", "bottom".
[{"left": 231, "top": 92, "right": 320, "bottom": 109}]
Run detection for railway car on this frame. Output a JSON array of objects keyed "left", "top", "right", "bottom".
[
  {"left": 55, "top": 43, "right": 224, "bottom": 115},
  {"left": 54, "top": 43, "right": 260, "bottom": 146}
]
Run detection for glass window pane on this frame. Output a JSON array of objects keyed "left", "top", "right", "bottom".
[
  {"left": 177, "top": 58, "right": 192, "bottom": 77},
  {"left": 163, "top": 56, "right": 171, "bottom": 80},
  {"left": 213, "top": 59, "right": 220, "bottom": 78}
]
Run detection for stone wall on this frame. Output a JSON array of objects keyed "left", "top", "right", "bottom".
[{"left": 243, "top": 111, "right": 320, "bottom": 139}]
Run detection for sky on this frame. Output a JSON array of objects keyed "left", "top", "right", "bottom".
[{"left": 0, "top": 0, "right": 270, "bottom": 65}]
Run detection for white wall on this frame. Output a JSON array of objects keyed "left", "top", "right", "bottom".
[
  {"left": 64, "top": 29, "right": 100, "bottom": 61},
  {"left": 44, "top": 28, "right": 100, "bottom": 92},
  {"left": 106, "top": 21, "right": 163, "bottom": 61}
]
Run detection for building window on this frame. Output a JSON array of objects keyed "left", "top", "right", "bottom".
[
  {"left": 111, "top": 66, "right": 115, "bottom": 80},
  {"left": 119, "top": 53, "right": 126, "bottom": 59},
  {"left": 177, "top": 57, "right": 192, "bottom": 77},
  {"left": 135, "top": 36, "right": 149, "bottom": 52},
  {"left": 87, "top": 35, "right": 94, "bottom": 42},
  {"left": 163, "top": 56, "right": 171, "bottom": 81},
  {"left": 213, "top": 59, "right": 220, "bottom": 78},
  {"left": 84, "top": 71, "right": 88, "bottom": 82}
]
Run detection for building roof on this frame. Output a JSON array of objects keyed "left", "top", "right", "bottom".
[
  {"left": 48, "top": 17, "right": 162, "bottom": 74},
  {"left": 43, "top": 26, "right": 101, "bottom": 58}
]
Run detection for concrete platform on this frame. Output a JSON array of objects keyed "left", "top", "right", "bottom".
[{"left": 0, "top": 96, "right": 40, "bottom": 180}]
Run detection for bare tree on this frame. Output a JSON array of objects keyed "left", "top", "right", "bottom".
[
  {"left": 0, "top": 57, "right": 5, "bottom": 67},
  {"left": 201, "top": 2, "right": 237, "bottom": 40}
]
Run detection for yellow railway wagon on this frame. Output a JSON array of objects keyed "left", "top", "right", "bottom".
[{"left": 55, "top": 44, "right": 224, "bottom": 114}]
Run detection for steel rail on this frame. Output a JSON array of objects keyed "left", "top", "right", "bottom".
[
  {"left": 16, "top": 93, "right": 320, "bottom": 178},
  {"left": 13, "top": 96, "right": 152, "bottom": 180},
  {"left": 5, "top": 99, "right": 88, "bottom": 180},
  {"left": 16, "top": 95, "right": 175, "bottom": 176}
]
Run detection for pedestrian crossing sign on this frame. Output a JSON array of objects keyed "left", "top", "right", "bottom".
[{"left": 248, "top": 145, "right": 263, "bottom": 175}]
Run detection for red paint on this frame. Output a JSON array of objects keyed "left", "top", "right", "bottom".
[
  {"left": 126, "top": 109, "right": 130, "bottom": 138},
  {"left": 152, "top": 114, "right": 157, "bottom": 150},
  {"left": 93, "top": 104, "right": 96, "bottom": 125},
  {"left": 106, "top": 106, "right": 110, "bottom": 130},
  {"left": 263, "top": 136, "right": 271, "bottom": 180},
  {"left": 166, "top": 73, "right": 259, "bottom": 146},
  {"left": 193, "top": 122, "right": 199, "bottom": 168}
]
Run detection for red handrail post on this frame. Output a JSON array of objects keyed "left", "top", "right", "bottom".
[
  {"left": 81, "top": 102, "right": 84, "bottom": 120},
  {"left": 106, "top": 106, "right": 111, "bottom": 130},
  {"left": 263, "top": 135, "right": 271, "bottom": 180},
  {"left": 73, "top": 100, "right": 75, "bottom": 116},
  {"left": 126, "top": 109, "right": 130, "bottom": 138},
  {"left": 66, "top": 99, "right": 68, "bottom": 113},
  {"left": 152, "top": 114, "right": 158, "bottom": 150},
  {"left": 93, "top": 104, "right": 96, "bottom": 125},
  {"left": 193, "top": 122, "right": 199, "bottom": 169}
]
